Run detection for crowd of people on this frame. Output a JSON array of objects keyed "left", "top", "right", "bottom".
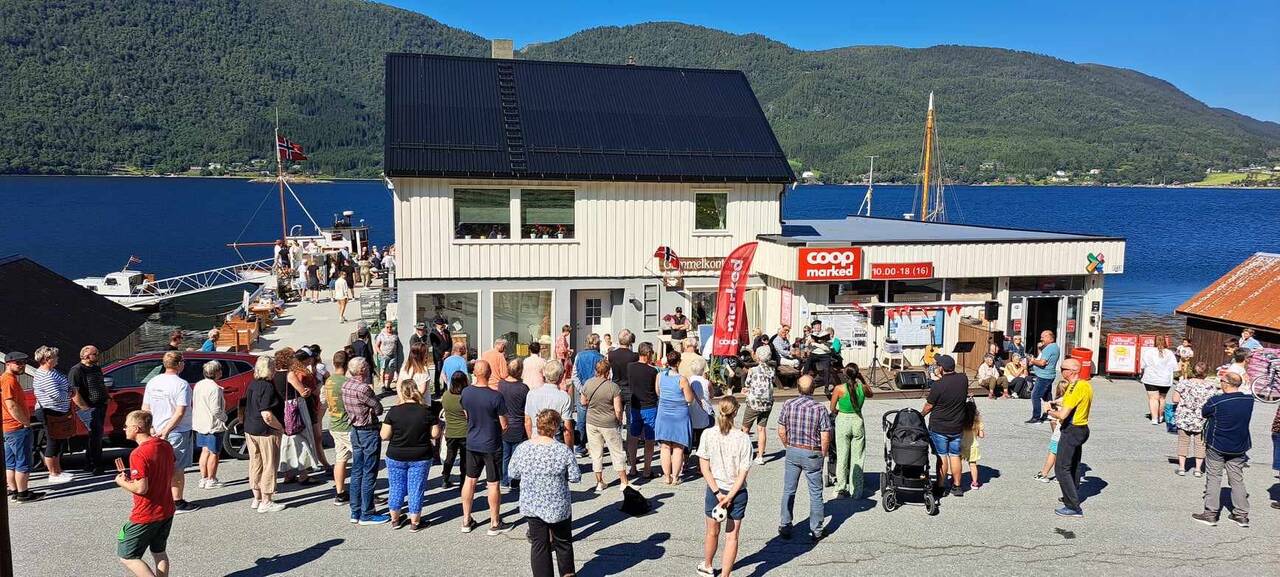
[
  {"left": 274, "top": 239, "right": 397, "bottom": 321},
  {"left": 2, "top": 318, "right": 1277, "bottom": 577}
]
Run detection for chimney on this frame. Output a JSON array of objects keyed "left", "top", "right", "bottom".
[
  {"left": 491, "top": 39, "right": 514, "bottom": 60},
  {"left": 625, "top": 55, "right": 637, "bottom": 66}
]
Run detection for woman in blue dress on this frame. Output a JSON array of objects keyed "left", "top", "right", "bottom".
[{"left": 654, "top": 349, "right": 694, "bottom": 485}]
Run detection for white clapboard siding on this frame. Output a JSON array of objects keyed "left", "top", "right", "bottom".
[{"left": 394, "top": 178, "right": 784, "bottom": 280}]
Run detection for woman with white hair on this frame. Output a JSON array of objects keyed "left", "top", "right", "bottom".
[
  {"left": 192, "top": 360, "right": 228, "bottom": 488},
  {"left": 245, "top": 354, "right": 286, "bottom": 512},
  {"left": 32, "top": 346, "right": 79, "bottom": 483},
  {"left": 686, "top": 355, "right": 714, "bottom": 453},
  {"left": 200, "top": 329, "right": 219, "bottom": 352},
  {"left": 741, "top": 346, "right": 776, "bottom": 466}
]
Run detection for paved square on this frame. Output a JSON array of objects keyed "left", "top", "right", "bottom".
[{"left": 10, "top": 377, "right": 1279, "bottom": 576}]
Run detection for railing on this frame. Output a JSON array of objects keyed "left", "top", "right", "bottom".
[{"left": 129, "top": 258, "right": 275, "bottom": 307}]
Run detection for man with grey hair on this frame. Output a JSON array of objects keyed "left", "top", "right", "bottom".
[
  {"left": 341, "top": 356, "right": 388, "bottom": 524},
  {"left": 570, "top": 333, "right": 604, "bottom": 455},
  {"left": 743, "top": 346, "right": 777, "bottom": 465},
  {"left": 68, "top": 344, "right": 109, "bottom": 474},
  {"left": 142, "top": 351, "right": 198, "bottom": 513},
  {"left": 480, "top": 339, "right": 510, "bottom": 386},
  {"left": 1192, "top": 371, "right": 1253, "bottom": 527},
  {"left": 192, "top": 360, "right": 227, "bottom": 489}
]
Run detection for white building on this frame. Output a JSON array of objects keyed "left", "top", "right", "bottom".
[{"left": 386, "top": 49, "right": 1127, "bottom": 373}]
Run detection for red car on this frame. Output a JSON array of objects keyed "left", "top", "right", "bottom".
[{"left": 25, "top": 351, "right": 258, "bottom": 466}]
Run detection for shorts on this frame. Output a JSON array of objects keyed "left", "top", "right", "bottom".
[
  {"left": 741, "top": 405, "right": 772, "bottom": 429},
  {"left": 464, "top": 450, "right": 501, "bottom": 482},
  {"left": 167, "top": 431, "right": 194, "bottom": 470},
  {"left": 3, "top": 427, "right": 33, "bottom": 473},
  {"left": 1143, "top": 383, "right": 1171, "bottom": 394},
  {"left": 929, "top": 430, "right": 962, "bottom": 456},
  {"left": 117, "top": 518, "right": 173, "bottom": 560},
  {"left": 627, "top": 407, "right": 657, "bottom": 441},
  {"left": 331, "top": 429, "right": 353, "bottom": 463},
  {"left": 194, "top": 432, "right": 223, "bottom": 455},
  {"left": 704, "top": 487, "right": 748, "bottom": 520}
]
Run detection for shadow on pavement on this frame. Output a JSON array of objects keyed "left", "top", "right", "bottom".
[
  {"left": 573, "top": 491, "right": 673, "bottom": 542},
  {"left": 578, "top": 531, "right": 669, "bottom": 576},
  {"left": 737, "top": 532, "right": 818, "bottom": 577},
  {"left": 223, "top": 538, "right": 344, "bottom": 577}
]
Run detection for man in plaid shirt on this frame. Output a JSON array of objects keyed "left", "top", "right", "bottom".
[
  {"left": 342, "top": 357, "right": 387, "bottom": 525},
  {"left": 776, "top": 375, "right": 831, "bottom": 541}
]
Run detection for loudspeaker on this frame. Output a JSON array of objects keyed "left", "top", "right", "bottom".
[
  {"left": 985, "top": 300, "right": 1000, "bottom": 321},
  {"left": 896, "top": 370, "right": 928, "bottom": 389},
  {"left": 870, "top": 307, "right": 885, "bottom": 326}
]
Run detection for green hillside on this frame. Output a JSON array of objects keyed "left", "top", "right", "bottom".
[{"left": 2, "top": 2, "right": 1277, "bottom": 182}]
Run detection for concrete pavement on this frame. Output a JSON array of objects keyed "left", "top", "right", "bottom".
[{"left": 9, "top": 369, "right": 1280, "bottom": 576}]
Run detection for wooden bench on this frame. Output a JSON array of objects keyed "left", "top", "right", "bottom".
[{"left": 216, "top": 318, "right": 260, "bottom": 352}]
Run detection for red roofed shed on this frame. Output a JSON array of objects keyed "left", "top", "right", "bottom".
[{"left": 1176, "top": 252, "right": 1280, "bottom": 367}]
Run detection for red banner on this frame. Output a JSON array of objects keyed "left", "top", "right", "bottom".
[
  {"left": 870, "top": 262, "right": 934, "bottom": 280},
  {"left": 712, "top": 242, "right": 759, "bottom": 356},
  {"left": 780, "top": 285, "right": 793, "bottom": 326}
]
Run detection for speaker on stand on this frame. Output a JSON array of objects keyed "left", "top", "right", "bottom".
[{"left": 867, "top": 306, "right": 892, "bottom": 389}]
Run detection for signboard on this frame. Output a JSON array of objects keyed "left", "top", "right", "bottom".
[
  {"left": 1011, "top": 302, "right": 1024, "bottom": 320},
  {"left": 780, "top": 285, "right": 793, "bottom": 326},
  {"left": 1066, "top": 319, "right": 1077, "bottom": 333},
  {"left": 1136, "top": 334, "right": 1158, "bottom": 375},
  {"left": 1106, "top": 333, "right": 1139, "bottom": 375},
  {"left": 869, "top": 262, "right": 934, "bottom": 280},
  {"left": 888, "top": 309, "right": 944, "bottom": 346},
  {"left": 1012, "top": 319, "right": 1023, "bottom": 332},
  {"left": 680, "top": 257, "right": 726, "bottom": 273},
  {"left": 797, "top": 247, "right": 862, "bottom": 282},
  {"left": 811, "top": 310, "right": 869, "bottom": 349}
]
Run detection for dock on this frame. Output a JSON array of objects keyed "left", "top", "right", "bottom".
[{"left": 244, "top": 288, "right": 394, "bottom": 359}]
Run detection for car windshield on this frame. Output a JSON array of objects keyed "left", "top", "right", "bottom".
[{"left": 106, "top": 360, "right": 163, "bottom": 389}]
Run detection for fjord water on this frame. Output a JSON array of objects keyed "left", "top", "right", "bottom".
[{"left": 3, "top": 176, "right": 1275, "bottom": 329}]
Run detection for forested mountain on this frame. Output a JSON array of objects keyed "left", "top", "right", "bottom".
[{"left": 3, "top": 1, "right": 1277, "bottom": 182}]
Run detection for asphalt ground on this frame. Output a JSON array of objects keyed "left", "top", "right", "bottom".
[{"left": 10, "top": 376, "right": 1280, "bottom": 576}]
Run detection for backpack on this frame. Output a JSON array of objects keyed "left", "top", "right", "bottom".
[{"left": 620, "top": 485, "right": 652, "bottom": 516}]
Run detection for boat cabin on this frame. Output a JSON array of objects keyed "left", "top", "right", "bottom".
[{"left": 75, "top": 270, "right": 149, "bottom": 297}]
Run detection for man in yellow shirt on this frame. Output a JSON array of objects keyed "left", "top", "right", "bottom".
[{"left": 1043, "top": 358, "right": 1091, "bottom": 517}]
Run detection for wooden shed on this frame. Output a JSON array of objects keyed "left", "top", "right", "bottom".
[{"left": 1176, "top": 252, "right": 1280, "bottom": 368}]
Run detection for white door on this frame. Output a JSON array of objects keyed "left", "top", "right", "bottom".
[{"left": 575, "top": 290, "right": 612, "bottom": 349}]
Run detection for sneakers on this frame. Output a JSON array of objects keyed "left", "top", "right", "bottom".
[
  {"left": 1174, "top": 469, "right": 1186, "bottom": 477},
  {"left": 809, "top": 526, "right": 827, "bottom": 542},
  {"left": 257, "top": 501, "right": 286, "bottom": 513},
  {"left": 349, "top": 513, "right": 359, "bottom": 524},
  {"left": 777, "top": 525, "right": 792, "bottom": 540},
  {"left": 460, "top": 518, "right": 479, "bottom": 533},
  {"left": 47, "top": 472, "right": 73, "bottom": 484},
  {"left": 1193, "top": 470, "right": 1202, "bottom": 478},
  {"left": 200, "top": 478, "right": 224, "bottom": 489},
  {"left": 487, "top": 523, "right": 513, "bottom": 536},
  {"left": 835, "top": 489, "right": 851, "bottom": 500},
  {"left": 358, "top": 514, "right": 390, "bottom": 526},
  {"left": 1034, "top": 473, "right": 1053, "bottom": 483},
  {"left": 1191, "top": 511, "right": 1218, "bottom": 526},
  {"left": 754, "top": 456, "right": 765, "bottom": 466},
  {"left": 250, "top": 499, "right": 261, "bottom": 510},
  {"left": 1228, "top": 512, "right": 1249, "bottom": 528},
  {"left": 173, "top": 500, "right": 201, "bottom": 514},
  {"left": 334, "top": 492, "right": 349, "bottom": 506},
  {"left": 696, "top": 562, "right": 715, "bottom": 577},
  {"left": 1024, "top": 418, "right": 1040, "bottom": 424},
  {"left": 594, "top": 481, "right": 608, "bottom": 493},
  {"left": 970, "top": 481, "right": 982, "bottom": 490},
  {"left": 12, "top": 490, "right": 45, "bottom": 503},
  {"left": 950, "top": 486, "right": 964, "bottom": 498},
  {"left": 1054, "top": 506, "right": 1084, "bottom": 518}
]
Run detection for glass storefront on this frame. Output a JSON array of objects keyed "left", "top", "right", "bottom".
[
  {"left": 416, "top": 292, "right": 479, "bottom": 357},
  {"left": 493, "top": 290, "right": 553, "bottom": 359}
]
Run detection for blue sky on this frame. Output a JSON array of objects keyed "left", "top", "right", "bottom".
[{"left": 386, "top": 0, "right": 1280, "bottom": 122}]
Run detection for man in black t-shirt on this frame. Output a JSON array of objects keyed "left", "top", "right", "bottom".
[
  {"left": 625, "top": 343, "right": 660, "bottom": 478},
  {"left": 607, "top": 330, "right": 640, "bottom": 470},
  {"left": 68, "top": 345, "right": 110, "bottom": 474},
  {"left": 922, "top": 355, "right": 970, "bottom": 497}
]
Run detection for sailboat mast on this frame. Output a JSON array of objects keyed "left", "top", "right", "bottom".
[
  {"left": 919, "top": 92, "right": 935, "bottom": 222},
  {"left": 857, "top": 155, "right": 877, "bottom": 216},
  {"left": 275, "top": 109, "right": 287, "bottom": 242}
]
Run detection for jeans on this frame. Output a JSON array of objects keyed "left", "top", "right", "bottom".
[
  {"left": 575, "top": 407, "right": 588, "bottom": 448},
  {"left": 349, "top": 428, "right": 382, "bottom": 520},
  {"left": 780, "top": 446, "right": 825, "bottom": 533},
  {"left": 386, "top": 457, "right": 430, "bottom": 516},
  {"left": 1055, "top": 424, "right": 1089, "bottom": 510},
  {"left": 1030, "top": 376, "right": 1054, "bottom": 420},
  {"left": 834, "top": 412, "right": 866, "bottom": 497},
  {"left": 1203, "top": 448, "right": 1249, "bottom": 516},
  {"left": 83, "top": 405, "right": 107, "bottom": 468},
  {"left": 502, "top": 440, "right": 521, "bottom": 487},
  {"left": 527, "top": 516, "right": 575, "bottom": 577},
  {"left": 1271, "top": 433, "right": 1280, "bottom": 473}
]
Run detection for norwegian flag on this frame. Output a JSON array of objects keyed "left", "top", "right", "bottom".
[
  {"left": 276, "top": 135, "right": 308, "bottom": 161},
  {"left": 127, "top": 255, "right": 142, "bottom": 265},
  {"left": 653, "top": 246, "right": 681, "bottom": 270}
]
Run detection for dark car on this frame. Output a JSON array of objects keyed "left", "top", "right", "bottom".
[{"left": 24, "top": 351, "right": 258, "bottom": 467}]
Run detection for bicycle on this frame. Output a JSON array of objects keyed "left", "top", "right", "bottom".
[{"left": 1251, "top": 371, "right": 1280, "bottom": 404}]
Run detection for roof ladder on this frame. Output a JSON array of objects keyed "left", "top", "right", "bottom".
[{"left": 496, "top": 62, "right": 527, "bottom": 173}]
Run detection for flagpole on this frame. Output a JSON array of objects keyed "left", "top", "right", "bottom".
[{"left": 275, "top": 108, "right": 287, "bottom": 243}]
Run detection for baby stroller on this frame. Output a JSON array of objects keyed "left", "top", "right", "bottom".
[{"left": 881, "top": 407, "right": 940, "bottom": 515}]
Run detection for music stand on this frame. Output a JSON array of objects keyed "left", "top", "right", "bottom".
[{"left": 951, "top": 341, "right": 975, "bottom": 373}]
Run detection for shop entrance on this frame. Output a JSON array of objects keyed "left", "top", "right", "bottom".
[
  {"left": 573, "top": 289, "right": 612, "bottom": 349},
  {"left": 1023, "top": 297, "right": 1060, "bottom": 348}
]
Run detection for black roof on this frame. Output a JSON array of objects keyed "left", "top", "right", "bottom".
[
  {"left": 384, "top": 53, "right": 795, "bottom": 183},
  {"left": 0, "top": 256, "right": 146, "bottom": 372}
]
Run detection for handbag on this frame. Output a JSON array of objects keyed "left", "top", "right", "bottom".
[
  {"left": 1163, "top": 402, "right": 1177, "bottom": 433},
  {"left": 283, "top": 383, "right": 305, "bottom": 436},
  {"left": 43, "top": 410, "right": 76, "bottom": 440}
]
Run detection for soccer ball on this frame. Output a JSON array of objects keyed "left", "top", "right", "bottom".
[{"left": 710, "top": 505, "right": 728, "bottom": 523}]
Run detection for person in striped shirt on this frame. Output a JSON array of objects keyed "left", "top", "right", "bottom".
[{"left": 32, "top": 346, "right": 81, "bottom": 483}]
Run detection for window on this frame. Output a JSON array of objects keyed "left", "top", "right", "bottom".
[
  {"left": 1009, "top": 276, "right": 1085, "bottom": 292},
  {"left": 947, "top": 277, "right": 996, "bottom": 300},
  {"left": 417, "top": 293, "right": 480, "bottom": 358},
  {"left": 454, "top": 189, "right": 511, "bottom": 239},
  {"left": 521, "top": 190, "right": 575, "bottom": 239},
  {"left": 689, "top": 291, "right": 717, "bottom": 326},
  {"left": 106, "top": 360, "right": 163, "bottom": 389},
  {"left": 695, "top": 192, "right": 728, "bottom": 231},
  {"left": 889, "top": 279, "right": 944, "bottom": 303},
  {"left": 493, "top": 291, "right": 553, "bottom": 359},
  {"left": 643, "top": 284, "right": 659, "bottom": 330},
  {"left": 584, "top": 298, "right": 602, "bottom": 326},
  {"left": 830, "top": 280, "right": 884, "bottom": 303}
]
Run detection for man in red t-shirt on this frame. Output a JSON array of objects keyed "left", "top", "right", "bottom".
[
  {"left": 115, "top": 410, "right": 175, "bottom": 577},
  {"left": 3, "top": 351, "right": 42, "bottom": 502}
]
